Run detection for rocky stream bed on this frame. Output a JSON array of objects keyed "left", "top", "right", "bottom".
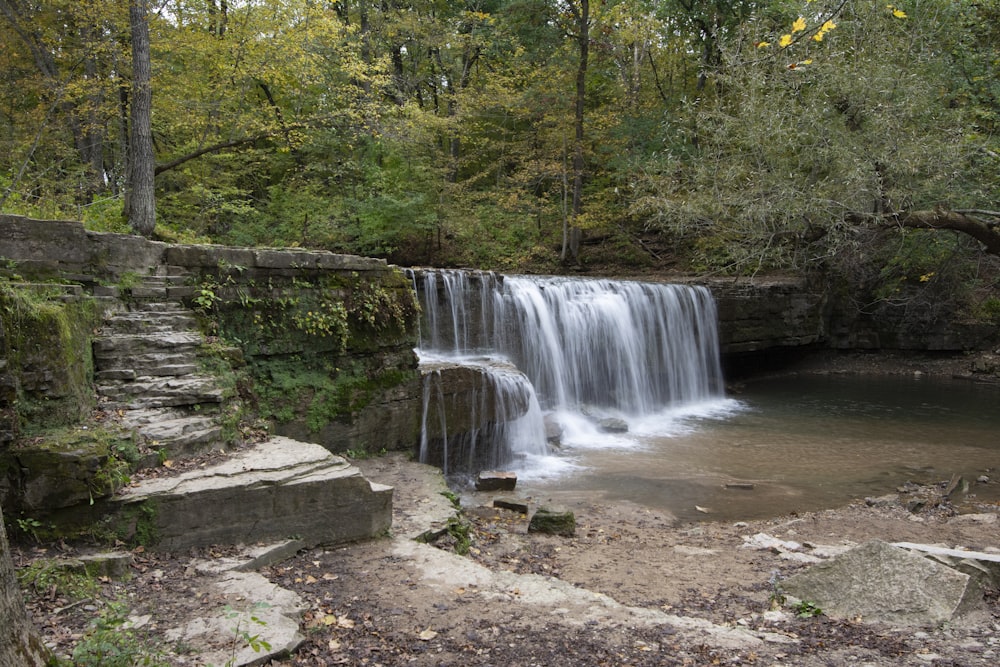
[{"left": 12, "top": 351, "right": 1000, "bottom": 666}]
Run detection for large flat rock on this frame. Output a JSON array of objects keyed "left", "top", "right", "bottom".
[
  {"left": 114, "top": 437, "right": 392, "bottom": 550},
  {"left": 782, "top": 540, "right": 985, "bottom": 626}
]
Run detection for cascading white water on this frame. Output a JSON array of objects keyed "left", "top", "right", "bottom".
[{"left": 414, "top": 269, "right": 727, "bottom": 477}]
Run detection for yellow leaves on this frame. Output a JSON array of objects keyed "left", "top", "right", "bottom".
[
  {"left": 767, "top": 13, "right": 837, "bottom": 51},
  {"left": 887, "top": 5, "right": 908, "bottom": 18},
  {"left": 787, "top": 59, "right": 813, "bottom": 70},
  {"left": 919, "top": 272, "right": 936, "bottom": 283},
  {"left": 813, "top": 20, "right": 836, "bottom": 42}
]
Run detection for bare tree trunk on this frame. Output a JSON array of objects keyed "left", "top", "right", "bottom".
[
  {"left": 564, "top": 0, "right": 589, "bottom": 265},
  {"left": 125, "top": 0, "right": 155, "bottom": 237},
  {"left": 0, "top": 502, "right": 48, "bottom": 666}
]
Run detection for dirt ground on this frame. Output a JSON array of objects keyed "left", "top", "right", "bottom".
[{"left": 14, "top": 351, "right": 1000, "bottom": 666}]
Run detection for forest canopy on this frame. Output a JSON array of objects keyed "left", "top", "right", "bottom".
[{"left": 1, "top": 0, "right": 998, "bottom": 290}]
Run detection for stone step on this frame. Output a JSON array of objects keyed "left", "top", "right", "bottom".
[
  {"left": 128, "top": 285, "right": 168, "bottom": 299},
  {"left": 101, "top": 311, "right": 199, "bottom": 334},
  {"left": 96, "top": 363, "right": 199, "bottom": 381},
  {"left": 112, "top": 437, "right": 393, "bottom": 550},
  {"left": 130, "top": 301, "right": 190, "bottom": 313},
  {"left": 95, "top": 352, "right": 200, "bottom": 375},
  {"left": 138, "top": 418, "right": 225, "bottom": 460},
  {"left": 96, "top": 375, "right": 224, "bottom": 409},
  {"left": 120, "top": 406, "right": 216, "bottom": 427},
  {"left": 93, "top": 332, "right": 203, "bottom": 355}
]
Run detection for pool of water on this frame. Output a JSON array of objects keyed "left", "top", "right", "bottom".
[{"left": 508, "top": 375, "right": 1000, "bottom": 522}]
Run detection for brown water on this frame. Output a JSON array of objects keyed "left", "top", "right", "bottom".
[{"left": 515, "top": 375, "right": 1000, "bottom": 522}]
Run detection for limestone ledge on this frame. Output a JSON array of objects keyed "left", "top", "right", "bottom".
[{"left": 114, "top": 436, "right": 393, "bottom": 551}]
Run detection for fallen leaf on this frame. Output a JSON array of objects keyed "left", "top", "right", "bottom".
[
  {"left": 337, "top": 616, "right": 355, "bottom": 629},
  {"left": 305, "top": 575, "right": 318, "bottom": 584},
  {"left": 328, "top": 639, "right": 341, "bottom": 651},
  {"left": 418, "top": 629, "right": 438, "bottom": 641},
  {"left": 695, "top": 505, "right": 710, "bottom": 514},
  {"left": 322, "top": 573, "right": 339, "bottom": 581}
]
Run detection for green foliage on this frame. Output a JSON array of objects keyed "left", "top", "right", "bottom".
[
  {"left": 70, "top": 602, "right": 169, "bottom": 667},
  {"left": 220, "top": 603, "right": 272, "bottom": 666},
  {"left": 0, "top": 0, "right": 996, "bottom": 293},
  {"left": 793, "top": 600, "right": 824, "bottom": 618},
  {"left": 18, "top": 558, "right": 99, "bottom": 602},
  {"left": 440, "top": 490, "right": 461, "bottom": 510}
]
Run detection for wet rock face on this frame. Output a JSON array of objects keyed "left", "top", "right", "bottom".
[{"left": 418, "top": 360, "right": 534, "bottom": 473}]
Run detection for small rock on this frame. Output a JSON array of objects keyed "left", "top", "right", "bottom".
[
  {"left": 977, "top": 475, "right": 990, "bottom": 484},
  {"left": 476, "top": 471, "right": 517, "bottom": 492},
  {"left": 598, "top": 417, "right": 628, "bottom": 433},
  {"left": 528, "top": 506, "right": 576, "bottom": 537},
  {"left": 865, "top": 494, "right": 898, "bottom": 508},
  {"left": 493, "top": 497, "right": 529, "bottom": 514},
  {"left": 742, "top": 533, "right": 802, "bottom": 552}
]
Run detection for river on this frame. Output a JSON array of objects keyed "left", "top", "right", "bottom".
[{"left": 513, "top": 373, "right": 1000, "bottom": 522}]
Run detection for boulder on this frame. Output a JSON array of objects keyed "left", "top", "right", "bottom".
[
  {"left": 113, "top": 437, "right": 393, "bottom": 550},
  {"left": 781, "top": 540, "right": 985, "bottom": 626},
  {"left": 598, "top": 417, "right": 629, "bottom": 434},
  {"left": 476, "top": 471, "right": 517, "bottom": 492},
  {"left": 494, "top": 497, "right": 529, "bottom": 514},
  {"left": 528, "top": 505, "right": 576, "bottom": 537}
]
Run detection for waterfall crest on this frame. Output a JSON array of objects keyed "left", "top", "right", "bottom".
[{"left": 414, "top": 270, "right": 726, "bottom": 477}]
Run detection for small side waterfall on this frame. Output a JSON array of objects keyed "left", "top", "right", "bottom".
[{"left": 414, "top": 270, "right": 726, "bottom": 479}]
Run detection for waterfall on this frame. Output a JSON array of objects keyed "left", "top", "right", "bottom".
[{"left": 414, "top": 270, "right": 726, "bottom": 478}]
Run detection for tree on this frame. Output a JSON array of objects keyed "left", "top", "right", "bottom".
[
  {"left": 0, "top": 502, "right": 48, "bottom": 666},
  {"left": 628, "top": 0, "right": 1000, "bottom": 271},
  {"left": 125, "top": 0, "right": 155, "bottom": 236},
  {"left": 563, "top": 0, "right": 589, "bottom": 264}
]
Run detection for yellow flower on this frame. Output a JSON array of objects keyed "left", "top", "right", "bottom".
[
  {"left": 779, "top": 34, "right": 793, "bottom": 48},
  {"left": 821, "top": 20, "right": 837, "bottom": 32},
  {"left": 792, "top": 17, "right": 807, "bottom": 33},
  {"left": 812, "top": 32, "right": 824, "bottom": 42},
  {"left": 756, "top": 41, "right": 771, "bottom": 48},
  {"left": 893, "top": 8, "right": 907, "bottom": 18}
]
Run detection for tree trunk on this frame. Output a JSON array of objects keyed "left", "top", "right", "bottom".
[
  {"left": 125, "top": 0, "right": 156, "bottom": 237},
  {"left": 565, "top": 0, "right": 588, "bottom": 265},
  {"left": 0, "top": 502, "right": 48, "bottom": 666}
]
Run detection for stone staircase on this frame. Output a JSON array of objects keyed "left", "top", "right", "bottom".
[
  {"left": 92, "top": 270, "right": 395, "bottom": 553},
  {"left": 92, "top": 270, "right": 230, "bottom": 463}
]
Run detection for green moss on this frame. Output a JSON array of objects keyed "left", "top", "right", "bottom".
[
  {"left": 0, "top": 281, "right": 101, "bottom": 431},
  {"left": 105, "top": 501, "right": 159, "bottom": 548},
  {"left": 250, "top": 356, "right": 416, "bottom": 434}
]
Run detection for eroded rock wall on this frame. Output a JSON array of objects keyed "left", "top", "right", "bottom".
[{"left": 0, "top": 214, "right": 421, "bottom": 464}]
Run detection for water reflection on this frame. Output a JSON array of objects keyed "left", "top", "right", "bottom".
[{"left": 520, "top": 375, "right": 1000, "bottom": 522}]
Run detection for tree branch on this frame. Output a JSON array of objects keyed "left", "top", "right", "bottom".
[{"left": 860, "top": 209, "right": 1000, "bottom": 256}]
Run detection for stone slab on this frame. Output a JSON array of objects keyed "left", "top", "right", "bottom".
[
  {"left": 164, "top": 570, "right": 306, "bottom": 667},
  {"left": 476, "top": 470, "right": 517, "bottom": 491},
  {"left": 782, "top": 540, "right": 985, "bottom": 626},
  {"left": 115, "top": 437, "right": 393, "bottom": 550}
]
